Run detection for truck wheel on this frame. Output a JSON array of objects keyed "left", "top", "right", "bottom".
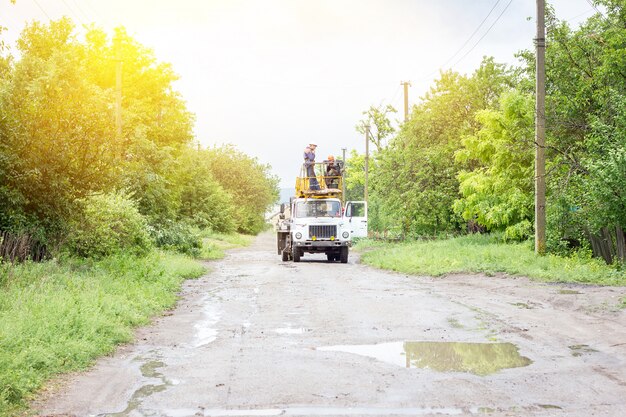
[
  {"left": 282, "top": 250, "right": 289, "bottom": 262},
  {"left": 340, "top": 247, "right": 349, "bottom": 263},
  {"left": 292, "top": 245, "right": 301, "bottom": 262},
  {"left": 326, "top": 253, "right": 334, "bottom": 262}
]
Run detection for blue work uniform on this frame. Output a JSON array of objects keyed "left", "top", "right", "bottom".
[{"left": 304, "top": 148, "right": 320, "bottom": 190}]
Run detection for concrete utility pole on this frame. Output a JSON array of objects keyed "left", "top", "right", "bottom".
[
  {"left": 341, "top": 147, "right": 347, "bottom": 203},
  {"left": 401, "top": 81, "right": 411, "bottom": 122},
  {"left": 364, "top": 125, "right": 370, "bottom": 204},
  {"left": 535, "top": 0, "right": 546, "bottom": 255}
]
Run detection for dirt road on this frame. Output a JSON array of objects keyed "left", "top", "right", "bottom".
[{"left": 38, "top": 232, "right": 626, "bottom": 417}]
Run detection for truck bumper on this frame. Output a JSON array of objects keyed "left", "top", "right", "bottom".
[{"left": 294, "top": 240, "right": 349, "bottom": 252}]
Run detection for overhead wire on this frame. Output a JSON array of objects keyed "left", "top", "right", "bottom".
[
  {"left": 31, "top": 0, "right": 51, "bottom": 19},
  {"left": 69, "top": 0, "right": 94, "bottom": 24},
  {"left": 435, "top": 0, "right": 503, "bottom": 72},
  {"left": 584, "top": 0, "right": 606, "bottom": 19},
  {"left": 563, "top": 8, "right": 595, "bottom": 23},
  {"left": 415, "top": 0, "right": 508, "bottom": 82},
  {"left": 448, "top": 0, "right": 514, "bottom": 69},
  {"left": 59, "top": 0, "right": 86, "bottom": 26}
]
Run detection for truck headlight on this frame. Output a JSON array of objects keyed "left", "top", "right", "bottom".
[
  {"left": 295, "top": 232, "right": 302, "bottom": 239},
  {"left": 342, "top": 231, "right": 349, "bottom": 238}
]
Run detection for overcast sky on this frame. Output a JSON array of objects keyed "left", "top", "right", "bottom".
[{"left": 2, "top": 0, "right": 596, "bottom": 187}]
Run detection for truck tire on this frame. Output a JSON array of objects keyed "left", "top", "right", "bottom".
[
  {"left": 292, "top": 245, "right": 301, "bottom": 262},
  {"left": 282, "top": 250, "right": 289, "bottom": 262},
  {"left": 326, "top": 253, "right": 334, "bottom": 262},
  {"left": 340, "top": 246, "right": 348, "bottom": 264}
]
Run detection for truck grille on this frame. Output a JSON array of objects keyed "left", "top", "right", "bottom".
[{"left": 309, "top": 225, "right": 337, "bottom": 239}]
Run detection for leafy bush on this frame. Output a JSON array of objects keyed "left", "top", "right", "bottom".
[
  {"left": 66, "top": 192, "right": 152, "bottom": 258},
  {"left": 150, "top": 220, "right": 202, "bottom": 257}
]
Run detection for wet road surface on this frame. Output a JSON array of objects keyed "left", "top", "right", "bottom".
[{"left": 38, "top": 232, "right": 626, "bottom": 416}]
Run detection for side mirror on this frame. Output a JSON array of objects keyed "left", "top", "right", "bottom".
[{"left": 280, "top": 203, "right": 285, "bottom": 214}]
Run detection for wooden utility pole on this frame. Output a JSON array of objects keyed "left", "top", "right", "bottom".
[
  {"left": 401, "top": 81, "right": 411, "bottom": 121},
  {"left": 364, "top": 125, "right": 370, "bottom": 204},
  {"left": 535, "top": 0, "right": 546, "bottom": 254},
  {"left": 341, "top": 147, "right": 347, "bottom": 203}
]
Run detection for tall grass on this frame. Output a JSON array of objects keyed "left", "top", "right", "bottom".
[
  {"left": 200, "top": 231, "right": 255, "bottom": 259},
  {"left": 0, "top": 251, "right": 205, "bottom": 415},
  {"left": 357, "top": 234, "right": 626, "bottom": 286}
]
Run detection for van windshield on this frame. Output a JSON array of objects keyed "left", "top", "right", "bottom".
[{"left": 295, "top": 201, "right": 341, "bottom": 218}]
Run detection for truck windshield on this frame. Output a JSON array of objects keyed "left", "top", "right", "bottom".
[{"left": 295, "top": 201, "right": 341, "bottom": 218}]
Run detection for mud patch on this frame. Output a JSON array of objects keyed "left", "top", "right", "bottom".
[
  {"left": 569, "top": 344, "right": 598, "bottom": 357},
  {"left": 318, "top": 341, "right": 531, "bottom": 376},
  {"left": 447, "top": 317, "right": 464, "bottom": 329}
]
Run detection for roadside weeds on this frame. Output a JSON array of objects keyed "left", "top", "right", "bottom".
[
  {"left": 354, "top": 234, "right": 626, "bottom": 290},
  {"left": 0, "top": 233, "right": 252, "bottom": 416}
]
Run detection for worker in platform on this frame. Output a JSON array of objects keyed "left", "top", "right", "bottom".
[
  {"left": 325, "top": 155, "right": 341, "bottom": 189},
  {"left": 304, "top": 143, "right": 320, "bottom": 190}
]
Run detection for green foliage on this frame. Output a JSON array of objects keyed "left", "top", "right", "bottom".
[
  {"left": 0, "top": 251, "right": 205, "bottom": 414},
  {"left": 66, "top": 192, "right": 152, "bottom": 258},
  {"left": 175, "top": 146, "right": 236, "bottom": 232},
  {"left": 198, "top": 230, "right": 255, "bottom": 260},
  {"left": 0, "top": 19, "right": 278, "bottom": 251},
  {"left": 150, "top": 220, "right": 202, "bottom": 257},
  {"left": 371, "top": 58, "right": 514, "bottom": 236},
  {"left": 0, "top": 19, "right": 119, "bottom": 235},
  {"left": 344, "top": 150, "right": 366, "bottom": 202},
  {"left": 454, "top": 90, "right": 535, "bottom": 240},
  {"left": 355, "top": 104, "right": 397, "bottom": 152},
  {"left": 203, "top": 145, "right": 279, "bottom": 234},
  {"left": 520, "top": 3, "right": 626, "bottom": 253},
  {"left": 357, "top": 234, "right": 625, "bottom": 286}
]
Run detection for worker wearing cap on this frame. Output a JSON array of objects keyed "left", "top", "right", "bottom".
[
  {"left": 325, "top": 155, "right": 341, "bottom": 189},
  {"left": 304, "top": 143, "right": 320, "bottom": 190}
]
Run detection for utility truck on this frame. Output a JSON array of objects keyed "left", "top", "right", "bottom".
[{"left": 276, "top": 161, "right": 367, "bottom": 263}]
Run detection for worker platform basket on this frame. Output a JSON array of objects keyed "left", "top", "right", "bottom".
[{"left": 295, "top": 160, "right": 344, "bottom": 199}]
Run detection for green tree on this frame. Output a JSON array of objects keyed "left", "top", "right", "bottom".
[
  {"left": 372, "top": 58, "right": 514, "bottom": 236},
  {"left": 1, "top": 18, "right": 119, "bottom": 236},
  {"left": 204, "top": 145, "right": 279, "bottom": 234},
  {"left": 516, "top": 2, "right": 626, "bottom": 254},
  {"left": 355, "top": 104, "right": 397, "bottom": 152},
  {"left": 454, "top": 90, "right": 535, "bottom": 241}
]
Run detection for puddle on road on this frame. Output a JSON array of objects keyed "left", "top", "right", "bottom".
[
  {"left": 538, "top": 404, "right": 563, "bottom": 410},
  {"left": 193, "top": 296, "right": 222, "bottom": 347},
  {"left": 275, "top": 327, "right": 307, "bottom": 335},
  {"left": 318, "top": 341, "right": 532, "bottom": 376},
  {"left": 559, "top": 289, "right": 582, "bottom": 295},
  {"left": 511, "top": 302, "right": 533, "bottom": 309},
  {"left": 569, "top": 344, "right": 598, "bottom": 357},
  {"left": 107, "top": 360, "right": 170, "bottom": 417}
]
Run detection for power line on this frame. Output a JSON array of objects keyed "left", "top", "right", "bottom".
[
  {"left": 449, "top": 0, "right": 514, "bottom": 69},
  {"left": 585, "top": 0, "right": 606, "bottom": 19},
  {"left": 31, "top": 0, "right": 51, "bottom": 19},
  {"left": 437, "top": 0, "right": 503, "bottom": 71},
  {"left": 59, "top": 0, "right": 85, "bottom": 25},
  {"left": 415, "top": 0, "right": 505, "bottom": 82},
  {"left": 70, "top": 0, "right": 94, "bottom": 24},
  {"left": 563, "top": 8, "right": 595, "bottom": 23}
]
